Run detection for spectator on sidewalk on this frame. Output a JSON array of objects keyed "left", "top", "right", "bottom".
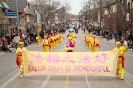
[
  {"left": 114, "top": 30, "right": 119, "bottom": 42},
  {"left": 1, "top": 42, "right": 12, "bottom": 53},
  {"left": 5, "top": 34, "right": 11, "bottom": 45},
  {"left": 13, "top": 34, "right": 20, "bottom": 49}
]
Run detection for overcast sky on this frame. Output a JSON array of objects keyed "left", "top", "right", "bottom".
[{"left": 28, "top": 0, "right": 87, "bottom": 15}]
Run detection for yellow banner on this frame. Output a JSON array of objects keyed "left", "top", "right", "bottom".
[{"left": 23, "top": 51, "right": 118, "bottom": 76}]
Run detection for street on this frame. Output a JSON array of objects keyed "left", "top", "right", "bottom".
[{"left": 0, "top": 29, "right": 133, "bottom": 88}]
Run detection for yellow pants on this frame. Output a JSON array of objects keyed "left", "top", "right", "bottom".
[
  {"left": 54, "top": 42, "right": 56, "bottom": 48},
  {"left": 43, "top": 46, "right": 48, "bottom": 52},
  {"left": 49, "top": 43, "right": 53, "bottom": 51},
  {"left": 91, "top": 45, "right": 98, "bottom": 52},
  {"left": 52, "top": 43, "right": 54, "bottom": 49},
  {"left": 37, "top": 42, "right": 40, "bottom": 47},
  {"left": 87, "top": 42, "right": 90, "bottom": 48},
  {"left": 18, "top": 58, "right": 24, "bottom": 76},
  {"left": 116, "top": 58, "right": 124, "bottom": 78}
]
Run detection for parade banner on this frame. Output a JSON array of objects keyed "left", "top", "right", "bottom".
[{"left": 23, "top": 51, "right": 118, "bottom": 76}]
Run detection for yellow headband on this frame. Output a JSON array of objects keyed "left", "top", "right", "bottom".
[{"left": 19, "top": 42, "right": 24, "bottom": 45}]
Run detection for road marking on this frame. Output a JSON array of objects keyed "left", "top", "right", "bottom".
[
  {"left": 65, "top": 76, "right": 69, "bottom": 88},
  {"left": 85, "top": 75, "right": 91, "bottom": 88},
  {"left": 42, "top": 75, "right": 51, "bottom": 88},
  {"left": 1, "top": 73, "right": 19, "bottom": 88},
  {"left": 124, "top": 77, "right": 133, "bottom": 88}
]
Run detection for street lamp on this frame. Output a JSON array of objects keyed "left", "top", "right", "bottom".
[{"left": 16, "top": 0, "right": 19, "bottom": 34}]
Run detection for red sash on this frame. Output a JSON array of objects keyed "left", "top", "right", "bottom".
[
  {"left": 118, "top": 56, "right": 125, "bottom": 68},
  {"left": 16, "top": 55, "right": 22, "bottom": 66}
]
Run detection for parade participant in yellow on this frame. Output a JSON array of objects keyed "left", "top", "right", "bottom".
[
  {"left": 42, "top": 36, "right": 49, "bottom": 52},
  {"left": 90, "top": 35, "right": 100, "bottom": 52},
  {"left": 36, "top": 34, "right": 41, "bottom": 47},
  {"left": 59, "top": 33, "right": 62, "bottom": 44},
  {"left": 51, "top": 34, "right": 55, "bottom": 49},
  {"left": 57, "top": 33, "right": 60, "bottom": 45},
  {"left": 54, "top": 33, "right": 57, "bottom": 47},
  {"left": 16, "top": 41, "right": 28, "bottom": 77},
  {"left": 84, "top": 32, "right": 88, "bottom": 45},
  {"left": 65, "top": 37, "right": 74, "bottom": 52},
  {"left": 86, "top": 34, "right": 91, "bottom": 48},
  {"left": 48, "top": 35, "right": 53, "bottom": 51},
  {"left": 113, "top": 41, "right": 128, "bottom": 80}
]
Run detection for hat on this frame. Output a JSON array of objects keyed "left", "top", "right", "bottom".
[
  {"left": 116, "top": 41, "right": 121, "bottom": 45},
  {"left": 19, "top": 42, "right": 24, "bottom": 45}
]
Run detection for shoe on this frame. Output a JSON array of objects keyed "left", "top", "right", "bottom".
[
  {"left": 20, "top": 75, "right": 23, "bottom": 78},
  {"left": 120, "top": 78, "right": 124, "bottom": 80}
]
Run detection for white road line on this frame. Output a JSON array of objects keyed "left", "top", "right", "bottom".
[
  {"left": 1, "top": 73, "right": 19, "bottom": 88},
  {"left": 85, "top": 75, "right": 91, "bottom": 88},
  {"left": 42, "top": 75, "right": 51, "bottom": 88},
  {"left": 124, "top": 77, "right": 133, "bottom": 88}
]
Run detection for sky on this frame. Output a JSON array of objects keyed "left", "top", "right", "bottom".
[
  {"left": 61, "top": 0, "right": 84, "bottom": 15},
  {"left": 28, "top": 0, "right": 86, "bottom": 15}
]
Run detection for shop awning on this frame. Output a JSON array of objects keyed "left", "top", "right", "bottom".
[{"left": 1, "top": 2, "right": 9, "bottom": 9}]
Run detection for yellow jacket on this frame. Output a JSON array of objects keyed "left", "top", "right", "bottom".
[
  {"left": 42, "top": 39, "right": 49, "bottom": 46},
  {"left": 90, "top": 38, "right": 99, "bottom": 46},
  {"left": 113, "top": 46, "right": 128, "bottom": 56}
]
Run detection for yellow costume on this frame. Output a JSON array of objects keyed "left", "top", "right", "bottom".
[
  {"left": 84, "top": 33, "right": 88, "bottom": 45},
  {"left": 36, "top": 35, "right": 41, "bottom": 47},
  {"left": 48, "top": 36, "right": 53, "bottom": 51},
  {"left": 90, "top": 35, "right": 100, "bottom": 52},
  {"left": 16, "top": 42, "right": 28, "bottom": 77},
  {"left": 42, "top": 39, "right": 49, "bottom": 52},
  {"left": 113, "top": 42, "right": 128, "bottom": 79}
]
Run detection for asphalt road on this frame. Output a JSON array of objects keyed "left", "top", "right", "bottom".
[{"left": 0, "top": 29, "right": 133, "bottom": 88}]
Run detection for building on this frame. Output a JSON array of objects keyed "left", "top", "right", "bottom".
[
  {"left": 0, "top": 0, "right": 10, "bottom": 37},
  {"left": 102, "top": 0, "right": 133, "bottom": 35},
  {"left": 8, "top": 0, "right": 36, "bottom": 34}
]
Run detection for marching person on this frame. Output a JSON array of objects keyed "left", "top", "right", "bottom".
[
  {"left": 113, "top": 41, "right": 128, "bottom": 80},
  {"left": 48, "top": 35, "right": 53, "bottom": 51},
  {"left": 90, "top": 35, "right": 100, "bottom": 52},
  {"left": 84, "top": 32, "right": 88, "bottom": 45},
  {"left": 42, "top": 36, "right": 49, "bottom": 52},
  {"left": 36, "top": 34, "right": 41, "bottom": 47},
  {"left": 65, "top": 37, "right": 74, "bottom": 52},
  {"left": 16, "top": 41, "right": 28, "bottom": 77}
]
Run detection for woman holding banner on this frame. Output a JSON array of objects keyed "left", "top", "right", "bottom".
[
  {"left": 42, "top": 36, "right": 49, "bottom": 52},
  {"left": 16, "top": 41, "right": 28, "bottom": 77},
  {"left": 113, "top": 41, "right": 128, "bottom": 80}
]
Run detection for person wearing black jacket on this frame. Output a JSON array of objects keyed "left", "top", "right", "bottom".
[{"left": 2, "top": 42, "right": 12, "bottom": 52}]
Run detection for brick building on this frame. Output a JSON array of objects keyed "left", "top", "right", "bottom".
[{"left": 0, "top": 0, "right": 9, "bottom": 37}]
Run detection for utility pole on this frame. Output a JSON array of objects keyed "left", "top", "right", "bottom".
[
  {"left": 16, "top": 0, "right": 19, "bottom": 34},
  {"left": 131, "top": 0, "right": 132, "bottom": 32},
  {"left": 99, "top": 0, "right": 102, "bottom": 30}
]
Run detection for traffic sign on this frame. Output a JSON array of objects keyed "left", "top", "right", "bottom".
[{"left": 5, "top": 12, "right": 17, "bottom": 18}]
